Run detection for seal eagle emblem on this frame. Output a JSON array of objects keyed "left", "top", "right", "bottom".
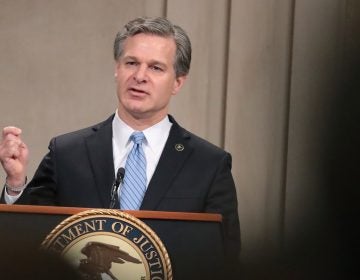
[
  {"left": 41, "top": 209, "right": 172, "bottom": 280},
  {"left": 79, "top": 241, "right": 142, "bottom": 280}
]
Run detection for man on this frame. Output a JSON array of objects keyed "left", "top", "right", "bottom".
[{"left": 0, "top": 17, "right": 240, "bottom": 272}]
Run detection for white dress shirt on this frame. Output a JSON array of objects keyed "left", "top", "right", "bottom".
[
  {"left": 4, "top": 188, "right": 21, "bottom": 204},
  {"left": 112, "top": 111, "right": 172, "bottom": 188}
]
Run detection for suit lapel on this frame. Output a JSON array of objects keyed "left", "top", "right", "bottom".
[
  {"left": 85, "top": 115, "right": 115, "bottom": 208},
  {"left": 141, "top": 118, "right": 192, "bottom": 210}
]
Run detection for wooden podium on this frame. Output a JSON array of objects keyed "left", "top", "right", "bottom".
[{"left": 0, "top": 204, "right": 225, "bottom": 279}]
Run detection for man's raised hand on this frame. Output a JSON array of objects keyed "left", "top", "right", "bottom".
[{"left": 0, "top": 126, "right": 29, "bottom": 188}]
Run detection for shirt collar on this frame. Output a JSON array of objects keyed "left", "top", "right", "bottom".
[
  {"left": 112, "top": 111, "right": 172, "bottom": 152},
  {"left": 142, "top": 116, "right": 172, "bottom": 155}
]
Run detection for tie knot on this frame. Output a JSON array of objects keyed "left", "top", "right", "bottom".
[{"left": 131, "top": 132, "right": 145, "bottom": 145}]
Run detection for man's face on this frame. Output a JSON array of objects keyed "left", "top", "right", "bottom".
[{"left": 115, "top": 33, "right": 186, "bottom": 124}]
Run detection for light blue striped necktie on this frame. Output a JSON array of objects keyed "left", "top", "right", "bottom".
[{"left": 120, "top": 132, "right": 147, "bottom": 210}]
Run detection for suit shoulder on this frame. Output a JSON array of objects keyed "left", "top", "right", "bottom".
[
  {"left": 51, "top": 115, "right": 113, "bottom": 147},
  {"left": 180, "top": 127, "right": 230, "bottom": 158}
]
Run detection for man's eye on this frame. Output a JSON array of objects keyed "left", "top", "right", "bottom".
[
  {"left": 151, "top": 65, "right": 163, "bottom": 71},
  {"left": 125, "top": 61, "right": 137, "bottom": 66}
]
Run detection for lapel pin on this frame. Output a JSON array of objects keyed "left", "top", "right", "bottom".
[{"left": 175, "top": 144, "right": 184, "bottom": 152}]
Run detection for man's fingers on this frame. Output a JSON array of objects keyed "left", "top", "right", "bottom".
[
  {"left": 0, "top": 126, "right": 27, "bottom": 161},
  {"left": 2, "top": 126, "right": 22, "bottom": 138},
  {"left": 0, "top": 127, "right": 28, "bottom": 182},
  {"left": 1, "top": 141, "right": 21, "bottom": 158},
  {"left": 1, "top": 127, "right": 24, "bottom": 150},
  {"left": 1, "top": 134, "right": 23, "bottom": 147},
  {"left": 19, "top": 141, "right": 27, "bottom": 149}
]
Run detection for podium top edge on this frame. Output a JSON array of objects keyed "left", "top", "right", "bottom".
[{"left": 0, "top": 204, "right": 222, "bottom": 222}]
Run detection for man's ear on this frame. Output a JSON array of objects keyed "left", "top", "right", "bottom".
[
  {"left": 172, "top": 75, "right": 187, "bottom": 95},
  {"left": 114, "top": 60, "right": 121, "bottom": 73},
  {"left": 114, "top": 61, "right": 122, "bottom": 81}
]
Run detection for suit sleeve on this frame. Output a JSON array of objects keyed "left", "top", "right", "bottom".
[
  {"left": 205, "top": 152, "right": 241, "bottom": 273},
  {"left": 16, "top": 138, "right": 58, "bottom": 205}
]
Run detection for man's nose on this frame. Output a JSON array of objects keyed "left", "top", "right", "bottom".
[{"left": 133, "top": 65, "right": 148, "bottom": 83}]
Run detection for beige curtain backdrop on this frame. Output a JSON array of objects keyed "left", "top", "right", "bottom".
[{"left": 1, "top": 0, "right": 359, "bottom": 263}]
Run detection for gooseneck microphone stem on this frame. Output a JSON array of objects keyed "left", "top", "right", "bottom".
[{"left": 109, "top": 167, "right": 125, "bottom": 209}]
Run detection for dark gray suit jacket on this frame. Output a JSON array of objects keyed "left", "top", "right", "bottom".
[{"left": 5, "top": 114, "right": 240, "bottom": 267}]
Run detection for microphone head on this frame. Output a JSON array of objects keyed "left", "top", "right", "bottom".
[{"left": 116, "top": 167, "right": 125, "bottom": 182}]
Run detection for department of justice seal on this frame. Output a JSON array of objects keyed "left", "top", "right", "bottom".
[{"left": 41, "top": 209, "right": 172, "bottom": 280}]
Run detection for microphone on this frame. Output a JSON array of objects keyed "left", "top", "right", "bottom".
[{"left": 109, "top": 167, "right": 125, "bottom": 209}]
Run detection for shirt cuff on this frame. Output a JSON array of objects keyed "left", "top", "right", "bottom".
[{"left": 4, "top": 187, "right": 23, "bottom": 204}]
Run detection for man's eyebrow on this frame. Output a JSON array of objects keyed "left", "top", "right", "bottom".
[
  {"left": 123, "top": 55, "right": 138, "bottom": 60},
  {"left": 123, "top": 56, "right": 167, "bottom": 67}
]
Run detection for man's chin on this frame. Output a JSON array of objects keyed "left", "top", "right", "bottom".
[{"left": 127, "top": 108, "right": 151, "bottom": 119}]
